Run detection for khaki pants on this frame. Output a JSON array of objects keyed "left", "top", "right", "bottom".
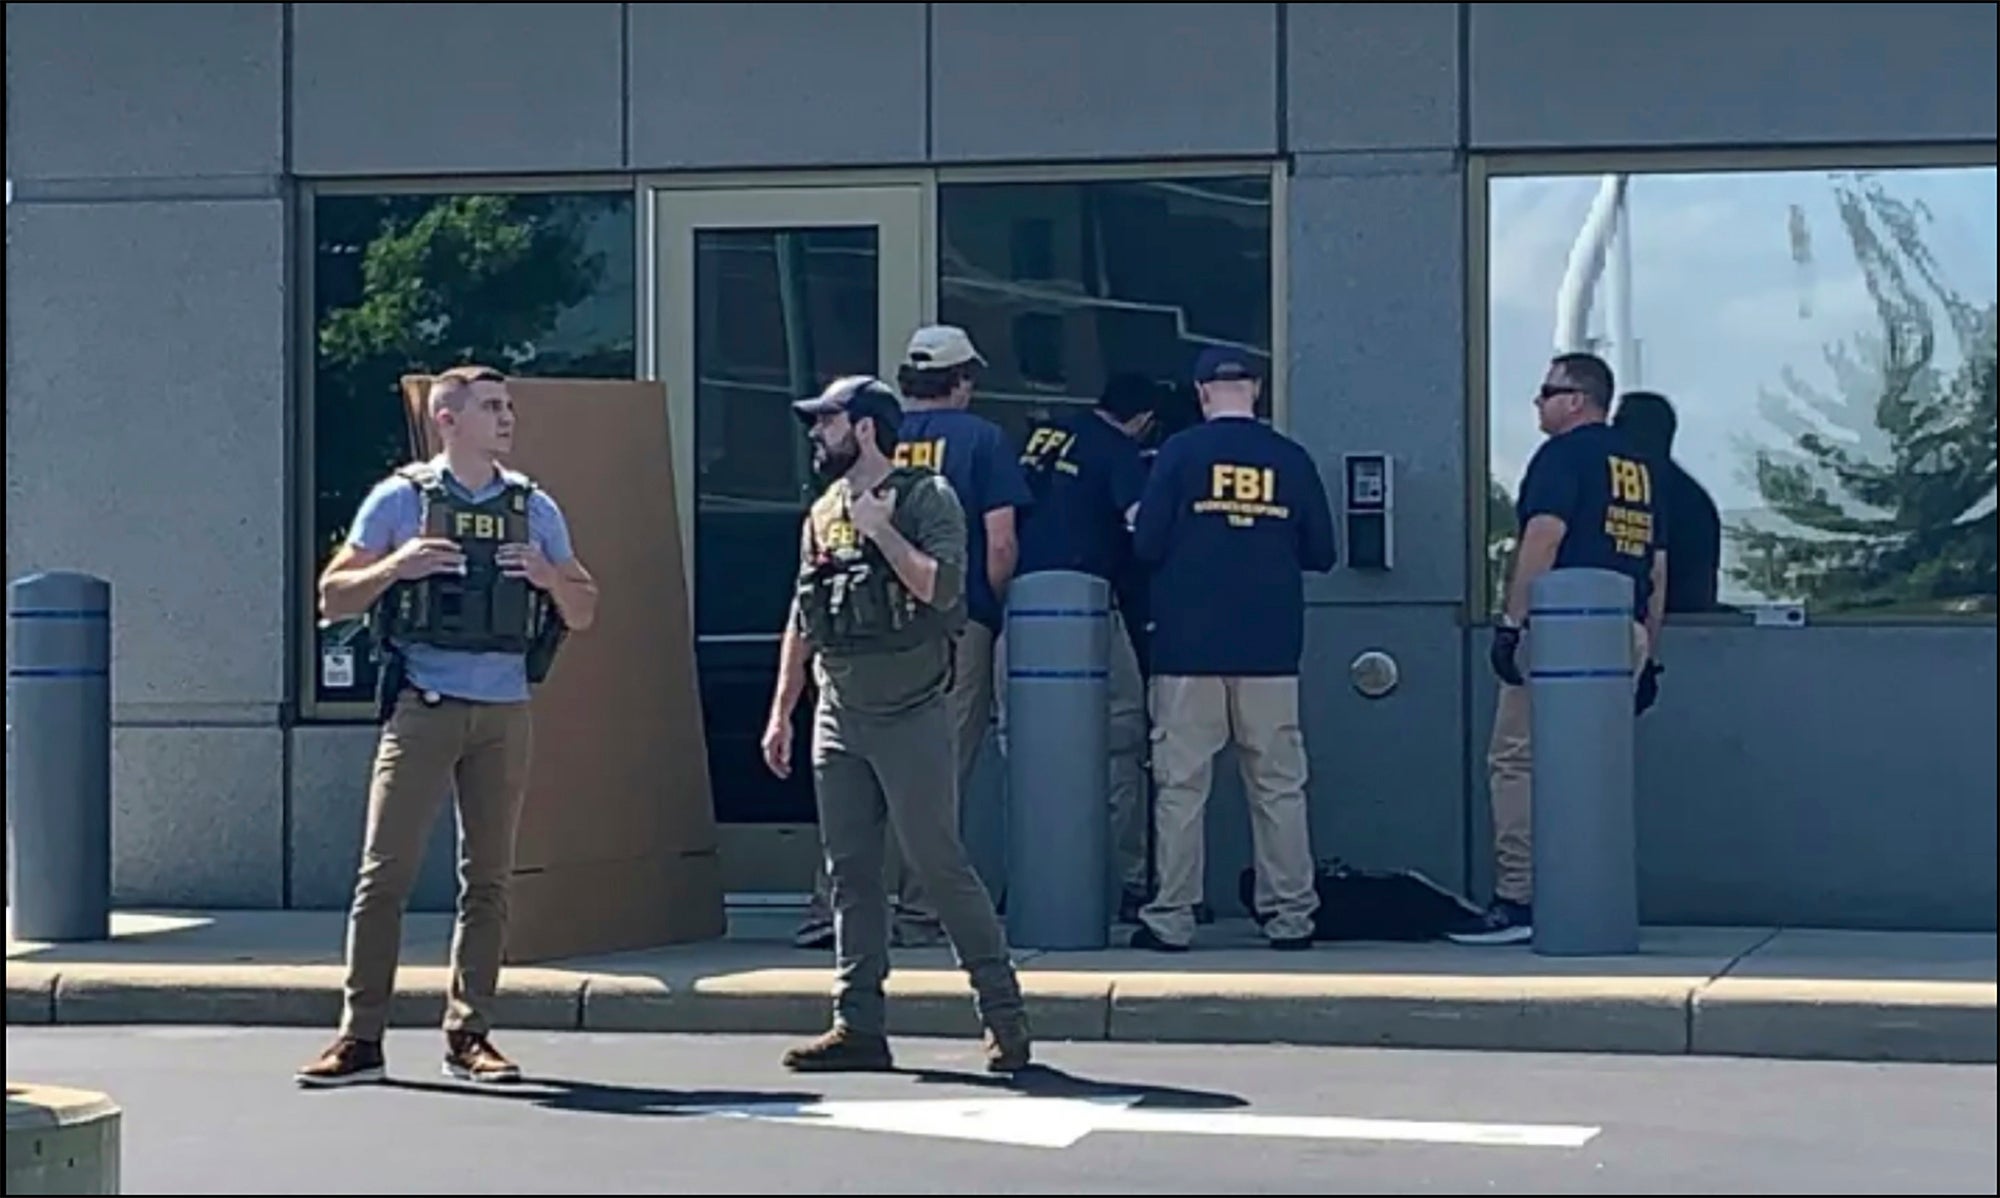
[
  {"left": 339, "top": 690, "right": 533, "bottom": 1042},
  {"left": 991, "top": 608, "right": 1150, "bottom": 893},
  {"left": 1139, "top": 675, "right": 1318, "bottom": 946},
  {"left": 1487, "top": 622, "right": 1650, "bottom": 905}
]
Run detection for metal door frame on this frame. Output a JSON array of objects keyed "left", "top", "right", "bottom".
[{"left": 644, "top": 181, "right": 928, "bottom": 897}]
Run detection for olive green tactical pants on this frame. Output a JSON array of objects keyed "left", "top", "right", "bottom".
[
  {"left": 811, "top": 687, "right": 1025, "bottom": 1037},
  {"left": 803, "top": 624, "right": 995, "bottom": 940},
  {"left": 340, "top": 690, "right": 532, "bottom": 1042}
]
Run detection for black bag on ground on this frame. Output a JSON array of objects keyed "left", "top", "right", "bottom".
[{"left": 1239, "top": 858, "right": 1484, "bottom": 942}]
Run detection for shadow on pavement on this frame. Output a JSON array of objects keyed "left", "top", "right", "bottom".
[
  {"left": 905, "top": 1063, "right": 1248, "bottom": 1111},
  {"left": 379, "top": 1076, "right": 823, "bottom": 1117}
]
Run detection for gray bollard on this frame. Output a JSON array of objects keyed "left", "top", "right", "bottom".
[
  {"left": 7, "top": 572, "right": 113, "bottom": 943},
  {"left": 1003, "top": 570, "right": 1111, "bottom": 950},
  {"left": 1526, "top": 567, "right": 1639, "bottom": 956}
]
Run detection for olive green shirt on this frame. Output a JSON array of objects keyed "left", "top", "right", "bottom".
[{"left": 798, "top": 469, "right": 968, "bottom": 717}]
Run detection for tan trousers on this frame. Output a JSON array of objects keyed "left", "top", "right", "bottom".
[
  {"left": 1488, "top": 622, "right": 1650, "bottom": 905},
  {"left": 991, "top": 608, "right": 1150, "bottom": 893},
  {"left": 1139, "top": 675, "right": 1318, "bottom": 946},
  {"left": 339, "top": 690, "right": 533, "bottom": 1042}
]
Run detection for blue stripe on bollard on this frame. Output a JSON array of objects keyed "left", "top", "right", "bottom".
[
  {"left": 9, "top": 668, "right": 111, "bottom": 679},
  {"left": 1528, "top": 606, "right": 1632, "bottom": 618},
  {"left": 1008, "top": 668, "right": 1108, "bottom": 680},
  {"left": 9, "top": 608, "right": 111, "bottom": 620},
  {"left": 1528, "top": 668, "right": 1633, "bottom": 680},
  {"left": 1008, "top": 608, "right": 1109, "bottom": 619}
]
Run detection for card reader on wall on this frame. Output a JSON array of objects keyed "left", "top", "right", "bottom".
[{"left": 1343, "top": 452, "right": 1393, "bottom": 570}]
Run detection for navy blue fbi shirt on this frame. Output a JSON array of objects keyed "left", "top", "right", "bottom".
[
  {"left": 893, "top": 408, "right": 1035, "bottom": 632},
  {"left": 1131, "top": 415, "right": 1338, "bottom": 677},
  {"left": 1016, "top": 408, "right": 1149, "bottom": 583},
  {"left": 1515, "top": 422, "right": 1670, "bottom": 619}
]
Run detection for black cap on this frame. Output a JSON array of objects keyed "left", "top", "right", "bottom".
[
  {"left": 792, "top": 375, "right": 904, "bottom": 437},
  {"left": 1193, "top": 345, "right": 1261, "bottom": 384}
]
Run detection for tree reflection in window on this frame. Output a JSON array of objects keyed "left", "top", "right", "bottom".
[
  {"left": 1486, "top": 162, "right": 1995, "bottom": 619},
  {"left": 308, "top": 190, "right": 635, "bottom": 706}
]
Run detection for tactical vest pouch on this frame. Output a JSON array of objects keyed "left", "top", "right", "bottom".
[
  {"left": 797, "top": 467, "right": 953, "bottom": 656},
  {"left": 381, "top": 464, "right": 539, "bottom": 656},
  {"left": 524, "top": 599, "right": 568, "bottom": 684}
]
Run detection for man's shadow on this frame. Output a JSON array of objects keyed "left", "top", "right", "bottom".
[
  {"left": 373, "top": 1063, "right": 1244, "bottom": 1117},
  {"left": 381, "top": 1076, "right": 822, "bottom": 1118}
]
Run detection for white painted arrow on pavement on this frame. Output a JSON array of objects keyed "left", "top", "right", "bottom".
[{"left": 684, "top": 1095, "right": 1601, "bottom": 1151}]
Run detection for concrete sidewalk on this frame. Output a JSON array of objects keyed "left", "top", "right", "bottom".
[{"left": 6, "top": 910, "right": 1993, "bottom": 1064}]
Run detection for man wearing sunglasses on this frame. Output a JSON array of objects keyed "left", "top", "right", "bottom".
[{"left": 1454, "top": 351, "right": 1668, "bottom": 946}]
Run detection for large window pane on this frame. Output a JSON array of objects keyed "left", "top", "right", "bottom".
[
  {"left": 1485, "top": 162, "right": 1996, "bottom": 619},
  {"left": 938, "top": 175, "right": 1273, "bottom": 446},
  {"left": 694, "top": 226, "right": 879, "bottom": 639},
  {"left": 308, "top": 190, "right": 636, "bottom": 710}
]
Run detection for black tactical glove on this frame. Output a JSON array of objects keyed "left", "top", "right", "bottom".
[
  {"left": 1490, "top": 623, "right": 1525, "bottom": 687},
  {"left": 1635, "top": 659, "right": 1663, "bottom": 716}
]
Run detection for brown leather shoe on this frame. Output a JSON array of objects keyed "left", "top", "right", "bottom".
[
  {"left": 444, "top": 1031, "right": 521, "bottom": 1084},
  {"left": 294, "top": 1036, "right": 385, "bottom": 1087},
  {"left": 781, "top": 1026, "right": 895, "bottom": 1073}
]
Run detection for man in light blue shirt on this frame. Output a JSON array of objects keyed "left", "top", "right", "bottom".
[{"left": 296, "top": 365, "right": 598, "bottom": 1090}]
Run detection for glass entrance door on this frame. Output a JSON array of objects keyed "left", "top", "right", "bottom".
[{"left": 650, "top": 185, "right": 925, "bottom": 897}]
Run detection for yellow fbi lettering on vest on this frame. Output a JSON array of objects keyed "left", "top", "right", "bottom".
[
  {"left": 893, "top": 438, "right": 948, "bottom": 471},
  {"left": 451, "top": 511, "right": 509, "bottom": 541},
  {"left": 813, "top": 508, "right": 860, "bottom": 554},
  {"left": 1194, "top": 463, "right": 1291, "bottom": 527},
  {"left": 1020, "top": 426, "right": 1081, "bottom": 476},
  {"left": 1604, "top": 455, "right": 1656, "bottom": 558}
]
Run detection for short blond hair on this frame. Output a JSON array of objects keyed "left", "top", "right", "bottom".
[{"left": 427, "top": 364, "right": 507, "bottom": 418}]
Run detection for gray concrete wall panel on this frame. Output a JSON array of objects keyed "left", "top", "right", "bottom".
[
  {"left": 1468, "top": 626, "right": 1999, "bottom": 932},
  {"left": 111, "top": 728, "right": 284, "bottom": 908},
  {"left": 5, "top": 200, "right": 288, "bottom": 712},
  {"left": 1469, "top": 3, "right": 1998, "bottom": 149},
  {"left": 290, "top": 3, "right": 624, "bottom": 176},
  {"left": 627, "top": 3, "right": 927, "bottom": 169},
  {"left": 1288, "top": 152, "right": 1467, "bottom": 606},
  {"left": 1287, "top": 3, "right": 1462, "bottom": 153},
  {"left": 4, "top": 2, "right": 283, "bottom": 182},
  {"left": 930, "top": 3, "right": 1279, "bottom": 162}
]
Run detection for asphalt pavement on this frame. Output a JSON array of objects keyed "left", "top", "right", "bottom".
[{"left": 8, "top": 1026, "right": 1994, "bottom": 1195}]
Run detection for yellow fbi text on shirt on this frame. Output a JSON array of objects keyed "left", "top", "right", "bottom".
[
  {"left": 894, "top": 438, "right": 948, "bottom": 472},
  {"left": 1193, "top": 463, "right": 1291, "bottom": 528},
  {"left": 1605, "top": 455, "right": 1656, "bottom": 559},
  {"left": 1019, "top": 426, "right": 1081, "bottom": 477}
]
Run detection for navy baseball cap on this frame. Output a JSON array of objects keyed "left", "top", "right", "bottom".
[
  {"left": 1193, "top": 346, "right": 1261, "bottom": 384},
  {"left": 793, "top": 374, "right": 905, "bottom": 437}
]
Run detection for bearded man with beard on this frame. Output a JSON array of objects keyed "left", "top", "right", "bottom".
[{"left": 758, "top": 375, "right": 1032, "bottom": 1075}]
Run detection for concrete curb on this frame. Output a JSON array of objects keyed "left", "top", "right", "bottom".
[
  {"left": 1691, "top": 978, "right": 1999, "bottom": 1064},
  {"left": 10, "top": 960, "right": 1993, "bottom": 1065}
]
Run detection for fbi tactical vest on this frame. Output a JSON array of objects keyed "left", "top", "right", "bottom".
[
  {"left": 375, "top": 462, "right": 546, "bottom": 655},
  {"left": 796, "top": 467, "right": 959, "bottom": 655}
]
